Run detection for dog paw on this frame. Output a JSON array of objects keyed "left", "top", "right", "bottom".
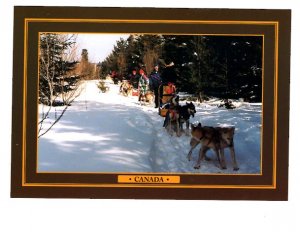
[
  {"left": 233, "top": 167, "right": 239, "bottom": 171},
  {"left": 194, "top": 165, "right": 200, "bottom": 169},
  {"left": 221, "top": 166, "right": 227, "bottom": 170}
]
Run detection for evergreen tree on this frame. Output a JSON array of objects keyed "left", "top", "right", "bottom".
[
  {"left": 99, "top": 34, "right": 262, "bottom": 102},
  {"left": 39, "top": 33, "right": 78, "bottom": 105}
]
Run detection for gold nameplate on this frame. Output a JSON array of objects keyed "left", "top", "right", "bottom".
[{"left": 118, "top": 175, "right": 180, "bottom": 184}]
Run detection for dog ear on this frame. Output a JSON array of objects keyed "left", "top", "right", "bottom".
[{"left": 197, "top": 122, "right": 202, "bottom": 128}]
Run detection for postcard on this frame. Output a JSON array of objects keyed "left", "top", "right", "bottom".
[{"left": 11, "top": 6, "right": 290, "bottom": 199}]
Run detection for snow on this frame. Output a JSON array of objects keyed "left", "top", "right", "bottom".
[{"left": 38, "top": 80, "right": 261, "bottom": 174}]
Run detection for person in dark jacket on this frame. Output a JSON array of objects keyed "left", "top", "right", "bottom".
[
  {"left": 149, "top": 64, "right": 162, "bottom": 108},
  {"left": 128, "top": 68, "right": 139, "bottom": 89}
]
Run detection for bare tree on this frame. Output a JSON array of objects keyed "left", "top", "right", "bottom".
[{"left": 38, "top": 33, "right": 83, "bottom": 138}]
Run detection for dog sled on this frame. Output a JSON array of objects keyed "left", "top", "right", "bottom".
[
  {"left": 132, "top": 88, "right": 139, "bottom": 96},
  {"left": 158, "top": 83, "right": 176, "bottom": 117}
]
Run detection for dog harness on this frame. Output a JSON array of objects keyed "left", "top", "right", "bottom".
[{"left": 169, "top": 109, "right": 178, "bottom": 121}]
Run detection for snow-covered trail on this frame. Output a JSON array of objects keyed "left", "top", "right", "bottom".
[
  {"left": 38, "top": 81, "right": 155, "bottom": 172},
  {"left": 38, "top": 80, "right": 261, "bottom": 174}
]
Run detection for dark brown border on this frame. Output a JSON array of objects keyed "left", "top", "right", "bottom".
[{"left": 11, "top": 7, "right": 290, "bottom": 200}]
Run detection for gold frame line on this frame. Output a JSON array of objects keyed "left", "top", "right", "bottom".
[{"left": 22, "top": 19, "right": 278, "bottom": 189}]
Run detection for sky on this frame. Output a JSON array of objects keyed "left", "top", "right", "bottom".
[{"left": 76, "top": 33, "right": 129, "bottom": 63}]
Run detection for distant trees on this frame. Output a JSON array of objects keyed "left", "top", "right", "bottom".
[
  {"left": 76, "top": 49, "right": 98, "bottom": 79},
  {"left": 139, "top": 35, "right": 164, "bottom": 75},
  {"left": 100, "top": 35, "right": 164, "bottom": 79},
  {"left": 100, "top": 34, "right": 262, "bottom": 102}
]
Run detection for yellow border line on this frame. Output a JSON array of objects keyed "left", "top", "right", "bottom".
[
  {"left": 23, "top": 182, "right": 276, "bottom": 189},
  {"left": 260, "top": 35, "right": 265, "bottom": 174},
  {"left": 35, "top": 33, "right": 263, "bottom": 177},
  {"left": 26, "top": 18, "right": 278, "bottom": 25},
  {"left": 36, "top": 32, "right": 265, "bottom": 177},
  {"left": 39, "top": 32, "right": 264, "bottom": 37},
  {"left": 36, "top": 171, "right": 260, "bottom": 176},
  {"left": 23, "top": 19, "right": 278, "bottom": 189},
  {"left": 273, "top": 22, "right": 279, "bottom": 188},
  {"left": 22, "top": 19, "right": 29, "bottom": 185}
]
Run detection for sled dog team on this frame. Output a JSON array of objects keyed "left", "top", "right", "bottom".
[
  {"left": 163, "top": 95, "right": 239, "bottom": 171},
  {"left": 119, "top": 83, "right": 239, "bottom": 171},
  {"left": 117, "top": 65, "right": 238, "bottom": 171},
  {"left": 119, "top": 80, "right": 155, "bottom": 104}
]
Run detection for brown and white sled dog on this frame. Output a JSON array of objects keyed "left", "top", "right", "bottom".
[
  {"left": 166, "top": 108, "right": 180, "bottom": 136},
  {"left": 120, "top": 80, "right": 133, "bottom": 96},
  {"left": 145, "top": 91, "right": 155, "bottom": 104},
  {"left": 187, "top": 123, "right": 239, "bottom": 171},
  {"left": 140, "top": 91, "right": 155, "bottom": 105}
]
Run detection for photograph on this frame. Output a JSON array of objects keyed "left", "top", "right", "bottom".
[{"left": 37, "top": 33, "right": 263, "bottom": 174}]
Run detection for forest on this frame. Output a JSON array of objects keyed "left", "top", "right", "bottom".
[
  {"left": 100, "top": 34, "right": 262, "bottom": 102},
  {"left": 38, "top": 33, "right": 263, "bottom": 110}
]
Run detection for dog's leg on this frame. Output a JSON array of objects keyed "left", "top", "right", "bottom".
[
  {"left": 179, "top": 119, "right": 183, "bottom": 132},
  {"left": 194, "top": 146, "right": 208, "bottom": 169},
  {"left": 167, "top": 116, "right": 173, "bottom": 136},
  {"left": 167, "top": 123, "right": 172, "bottom": 136},
  {"left": 230, "top": 145, "right": 239, "bottom": 171},
  {"left": 185, "top": 120, "right": 190, "bottom": 136},
  {"left": 187, "top": 142, "right": 199, "bottom": 161},
  {"left": 163, "top": 111, "right": 169, "bottom": 127},
  {"left": 176, "top": 117, "right": 180, "bottom": 137},
  {"left": 219, "top": 148, "right": 227, "bottom": 169}
]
